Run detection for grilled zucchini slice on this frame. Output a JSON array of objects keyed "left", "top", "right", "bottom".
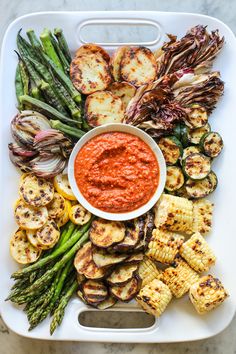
[
  {"left": 47, "top": 192, "right": 66, "bottom": 219},
  {"left": 14, "top": 199, "right": 48, "bottom": 230},
  {"left": 10, "top": 229, "right": 41, "bottom": 264},
  {"left": 110, "top": 46, "right": 128, "bottom": 81},
  {"left": 55, "top": 199, "right": 71, "bottom": 227},
  {"left": 120, "top": 47, "right": 157, "bottom": 86},
  {"left": 36, "top": 219, "right": 60, "bottom": 250},
  {"left": 82, "top": 280, "right": 108, "bottom": 306},
  {"left": 208, "top": 171, "right": 218, "bottom": 192},
  {"left": 107, "top": 264, "right": 138, "bottom": 286},
  {"left": 74, "top": 242, "right": 108, "bottom": 280},
  {"left": 185, "top": 173, "right": 215, "bottom": 199},
  {"left": 165, "top": 166, "right": 185, "bottom": 192},
  {"left": 110, "top": 276, "right": 140, "bottom": 302},
  {"left": 19, "top": 174, "right": 54, "bottom": 207},
  {"left": 70, "top": 52, "right": 112, "bottom": 94},
  {"left": 53, "top": 173, "right": 76, "bottom": 201},
  {"left": 183, "top": 153, "right": 211, "bottom": 180},
  {"left": 187, "top": 123, "right": 211, "bottom": 145},
  {"left": 69, "top": 204, "right": 91, "bottom": 225},
  {"left": 90, "top": 219, "right": 125, "bottom": 248},
  {"left": 113, "top": 218, "right": 143, "bottom": 252},
  {"left": 200, "top": 132, "right": 223, "bottom": 158},
  {"left": 158, "top": 136, "right": 183, "bottom": 165},
  {"left": 85, "top": 91, "right": 125, "bottom": 127},
  {"left": 96, "top": 296, "right": 117, "bottom": 310},
  {"left": 185, "top": 104, "right": 208, "bottom": 129},
  {"left": 181, "top": 146, "right": 201, "bottom": 164},
  {"left": 108, "top": 81, "right": 136, "bottom": 108},
  {"left": 92, "top": 247, "right": 127, "bottom": 268},
  {"left": 180, "top": 124, "right": 189, "bottom": 147}
]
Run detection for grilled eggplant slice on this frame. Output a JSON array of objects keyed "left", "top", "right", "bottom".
[
  {"left": 82, "top": 280, "right": 108, "bottom": 305},
  {"left": 90, "top": 219, "right": 125, "bottom": 248},
  {"left": 108, "top": 81, "right": 136, "bottom": 108},
  {"left": 85, "top": 91, "right": 125, "bottom": 127},
  {"left": 124, "top": 252, "right": 144, "bottom": 264},
  {"left": 110, "top": 46, "right": 129, "bottom": 81},
  {"left": 47, "top": 192, "right": 66, "bottom": 219},
  {"left": 96, "top": 296, "right": 117, "bottom": 310},
  {"left": 107, "top": 264, "right": 138, "bottom": 286},
  {"left": 183, "top": 153, "right": 211, "bottom": 180},
  {"left": 70, "top": 52, "right": 112, "bottom": 94},
  {"left": 110, "top": 276, "right": 140, "bottom": 302},
  {"left": 14, "top": 199, "right": 48, "bottom": 230},
  {"left": 120, "top": 47, "right": 157, "bottom": 86},
  {"left": 143, "top": 210, "right": 155, "bottom": 247},
  {"left": 74, "top": 241, "right": 108, "bottom": 279},
  {"left": 19, "top": 174, "right": 54, "bottom": 207},
  {"left": 92, "top": 247, "right": 127, "bottom": 268},
  {"left": 113, "top": 219, "right": 141, "bottom": 252}
]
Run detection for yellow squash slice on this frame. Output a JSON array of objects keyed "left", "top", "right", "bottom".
[
  {"left": 47, "top": 192, "right": 66, "bottom": 219},
  {"left": 53, "top": 173, "right": 77, "bottom": 201},
  {"left": 36, "top": 219, "right": 60, "bottom": 250},
  {"left": 69, "top": 204, "right": 91, "bottom": 225},
  {"left": 14, "top": 199, "right": 48, "bottom": 230},
  {"left": 55, "top": 199, "right": 71, "bottom": 227},
  {"left": 10, "top": 229, "right": 41, "bottom": 264}
]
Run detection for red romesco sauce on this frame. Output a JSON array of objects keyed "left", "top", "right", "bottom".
[{"left": 74, "top": 132, "right": 159, "bottom": 213}]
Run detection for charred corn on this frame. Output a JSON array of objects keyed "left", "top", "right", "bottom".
[
  {"left": 138, "top": 257, "right": 161, "bottom": 287},
  {"left": 192, "top": 199, "right": 214, "bottom": 235},
  {"left": 162, "top": 257, "right": 199, "bottom": 298},
  {"left": 180, "top": 232, "right": 216, "bottom": 273},
  {"left": 154, "top": 194, "right": 193, "bottom": 234},
  {"left": 146, "top": 228, "right": 184, "bottom": 264},
  {"left": 136, "top": 279, "right": 172, "bottom": 317},
  {"left": 189, "top": 275, "right": 229, "bottom": 314}
]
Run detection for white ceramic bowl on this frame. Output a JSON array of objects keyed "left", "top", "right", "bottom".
[{"left": 68, "top": 123, "right": 166, "bottom": 221}]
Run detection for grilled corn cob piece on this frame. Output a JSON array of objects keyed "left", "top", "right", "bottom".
[
  {"left": 192, "top": 199, "right": 214, "bottom": 235},
  {"left": 154, "top": 194, "right": 193, "bottom": 234},
  {"left": 138, "top": 257, "right": 161, "bottom": 287},
  {"left": 136, "top": 279, "right": 172, "bottom": 317},
  {"left": 180, "top": 232, "right": 216, "bottom": 273},
  {"left": 189, "top": 275, "right": 229, "bottom": 314},
  {"left": 146, "top": 228, "right": 184, "bottom": 264},
  {"left": 162, "top": 257, "right": 199, "bottom": 298}
]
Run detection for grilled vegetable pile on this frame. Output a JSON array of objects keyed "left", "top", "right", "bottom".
[{"left": 74, "top": 213, "right": 154, "bottom": 308}]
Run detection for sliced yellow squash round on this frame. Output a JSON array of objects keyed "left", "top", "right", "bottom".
[
  {"left": 47, "top": 192, "right": 66, "bottom": 219},
  {"left": 55, "top": 200, "right": 71, "bottom": 227},
  {"left": 36, "top": 219, "right": 60, "bottom": 250},
  {"left": 10, "top": 229, "right": 41, "bottom": 264},
  {"left": 26, "top": 229, "right": 43, "bottom": 249},
  {"left": 53, "top": 174, "right": 77, "bottom": 201},
  {"left": 69, "top": 204, "right": 91, "bottom": 225},
  {"left": 19, "top": 174, "right": 54, "bottom": 207},
  {"left": 14, "top": 199, "right": 48, "bottom": 230}
]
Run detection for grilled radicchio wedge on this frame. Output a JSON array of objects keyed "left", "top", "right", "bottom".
[
  {"left": 9, "top": 111, "right": 73, "bottom": 178},
  {"left": 156, "top": 25, "right": 224, "bottom": 77}
]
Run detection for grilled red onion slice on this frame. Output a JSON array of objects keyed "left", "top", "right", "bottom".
[
  {"left": 30, "top": 155, "right": 67, "bottom": 178},
  {"left": 8, "top": 143, "right": 37, "bottom": 157}
]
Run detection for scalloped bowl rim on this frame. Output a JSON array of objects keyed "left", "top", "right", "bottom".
[{"left": 68, "top": 123, "right": 166, "bottom": 221}]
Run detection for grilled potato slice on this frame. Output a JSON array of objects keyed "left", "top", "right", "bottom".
[
  {"left": 96, "top": 296, "right": 117, "bottom": 310},
  {"left": 19, "top": 174, "right": 54, "bottom": 207},
  {"left": 55, "top": 199, "right": 71, "bottom": 227},
  {"left": 85, "top": 91, "right": 125, "bottom": 127},
  {"left": 90, "top": 219, "right": 125, "bottom": 248},
  {"left": 70, "top": 53, "right": 112, "bottom": 94},
  {"left": 47, "top": 192, "right": 66, "bottom": 219},
  {"left": 10, "top": 229, "right": 41, "bottom": 264},
  {"left": 120, "top": 47, "right": 157, "bottom": 86},
  {"left": 36, "top": 219, "right": 60, "bottom": 250},
  {"left": 82, "top": 279, "right": 108, "bottom": 306},
  {"left": 14, "top": 199, "right": 48, "bottom": 230},
  {"left": 69, "top": 204, "right": 91, "bottom": 225},
  {"left": 26, "top": 229, "right": 43, "bottom": 249},
  {"left": 74, "top": 241, "right": 108, "bottom": 279},
  {"left": 107, "top": 264, "right": 138, "bottom": 286},
  {"left": 75, "top": 44, "right": 110, "bottom": 63},
  {"left": 110, "top": 46, "right": 129, "bottom": 81},
  {"left": 53, "top": 173, "right": 76, "bottom": 201},
  {"left": 92, "top": 247, "right": 127, "bottom": 268},
  {"left": 110, "top": 276, "right": 140, "bottom": 302},
  {"left": 108, "top": 82, "right": 136, "bottom": 108}
]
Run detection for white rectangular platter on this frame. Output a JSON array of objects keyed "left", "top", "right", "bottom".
[{"left": 0, "top": 11, "right": 236, "bottom": 342}]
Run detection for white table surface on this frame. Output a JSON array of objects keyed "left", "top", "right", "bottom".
[{"left": 0, "top": 0, "right": 235, "bottom": 353}]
